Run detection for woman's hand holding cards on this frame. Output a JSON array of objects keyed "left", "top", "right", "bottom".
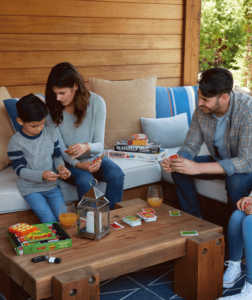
[
  {"left": 64, "top": 143, "right": 90, "bottom": 159},
  {"left": 76, "top": 160, "right": 102, "bottom": 173}
]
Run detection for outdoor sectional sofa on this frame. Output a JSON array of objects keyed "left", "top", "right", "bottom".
[{"left": 1, "top": 76, "right": 240, "bottom": 219}]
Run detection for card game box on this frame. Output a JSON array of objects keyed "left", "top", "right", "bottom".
[
  {"left": 130, "top": 134, "right": 147, "bottom": 140},
  {"left": 7, "top": 222, "right": 72, "bottom": 256},
  {"left": 108, "top": 149, "right": 169, "bottom": 162},
  {"left": 114, "top": 141, "right": 162, "bottom": 154}
]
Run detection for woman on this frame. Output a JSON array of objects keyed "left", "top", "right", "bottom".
[
  {"left": 45, "top": 62, "right": 124, "bottom": 209},
  {"left": 218, "top": 197, "right": 252, "bottom": 300}
]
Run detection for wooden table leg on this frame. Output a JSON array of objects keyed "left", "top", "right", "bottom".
[
  {"left": 174, "top": 231, "right": 225, "bottom": 300},
  {"left": 0, "top": 268, "right": 32, "bottom": 300},
  {"left": 53, "top": 266, "right": 99, "bottom": 300}
]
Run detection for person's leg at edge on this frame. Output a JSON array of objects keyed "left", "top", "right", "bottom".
[
  {"left": 225, "top": 172, "right": 252, "bottom": 213},
  {"left": 218, "top": 212, "right": 252, "bottom": 299},
  {"left": 44, "top": 186, "right": 65, "bottom": 222},
  {"left": 94, "top": 156, "right": 124, "bottom": 210},
  {"left": 65, "top": 164, "right": 94, "bottom": 200},
  {"left": 24, "top": 192, "right": 58, "bottom": 223},
  {"left": 221, "top": 210, "right": 244, "bottom": 290},
  {"left": 171, "top": 155, "right": 220, "bottom": 218},
  {"left": 228, "top": 210, "right": 245, "bottom": 262},
  {"left": 242, "top": 215, "right": 252, "bottom": 285}
]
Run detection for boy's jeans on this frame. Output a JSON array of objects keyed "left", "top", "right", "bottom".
[{"left": 24, "top": 186, "right": 65, "bottom": 223}]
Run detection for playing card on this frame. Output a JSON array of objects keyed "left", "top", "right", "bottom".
[
  {"left": 169, "top": 210, "right": 180, "bottom": 216},
  {"left": 243, "top": 202, "right": 251, "bottom": 210},
  {"left": 123, "top": 216, "right": 141, "bottom": 223},
  {"left": 180, "top": 231, "right": 199, "bottom": 236},
  {"left": 169, "top": 154, "right": 179, "bottom": 161},
  {"left": 92, "top": 151, "right": 106, "bottom": 165},
  {"left": 110, "top": 222, "right": 124, "bottom": 230},
  {"left": 142, "top": 208, "right": 156, "bottom": 214},
  {"left": 137, "top": 212, "right": 155, "bottom": 219}
]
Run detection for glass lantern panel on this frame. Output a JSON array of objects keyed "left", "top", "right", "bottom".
[{"left": 98, "top": 205, "right": 110, "bottom": 234}]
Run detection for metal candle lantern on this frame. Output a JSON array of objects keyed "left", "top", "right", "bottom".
[{"left": 76, "top": 179, "right": 111, "bottom": 241}]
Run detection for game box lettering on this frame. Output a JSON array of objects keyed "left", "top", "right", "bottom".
[{"left": 7, "top": 222, "right": 72, "bottom": 256}]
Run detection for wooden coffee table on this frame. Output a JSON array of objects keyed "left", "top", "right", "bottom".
[{"left": 0, "top": 199, "right": 224, "bottom": 300}]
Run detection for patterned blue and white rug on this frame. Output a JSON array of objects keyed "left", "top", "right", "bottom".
[{"left": 0, "top": 261, "right": 246, "bottom": 300}]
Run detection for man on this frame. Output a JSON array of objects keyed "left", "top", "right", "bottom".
[{"left": 161, "top": 67, "right": 252, "bottom": 218}]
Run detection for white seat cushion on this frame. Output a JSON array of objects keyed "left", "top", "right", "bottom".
[
  {"left": 0, "top": 144, "right": 228, "bottom": 214},
  {"left": 0, "top": 155, "right": 162, "bottom": 214},
  {"left": 161, "top": 144, "right": 228, "bottom": 204}
]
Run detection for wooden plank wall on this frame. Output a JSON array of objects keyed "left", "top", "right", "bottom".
[{"left": 0, "top": 0, "right": 201, "bottom": 98}]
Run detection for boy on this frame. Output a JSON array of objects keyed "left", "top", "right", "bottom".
[{"left": 7, "top": 94, "right": 71, "bottom": 223}]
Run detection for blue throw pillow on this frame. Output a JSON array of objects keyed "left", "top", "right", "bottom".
[
  {"left": 155, "top": 86, "right": 198, "bottom": 126},
  {"left": 141, "top": 113, "right": 189, "bottom": 148},
  {"left": 3, "top": 93, "right": 45, "bottom": 132},
  {"left": 3, "top": 98, "right": 21, "bottom": 132}
]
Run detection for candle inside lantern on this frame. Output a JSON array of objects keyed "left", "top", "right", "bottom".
[{"left": 86, "top": 211, "right": 102, "bottom": 234}]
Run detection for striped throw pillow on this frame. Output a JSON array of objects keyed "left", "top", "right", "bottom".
[{"left": 156, "top": 86, "right": 198, "bottom": 126}]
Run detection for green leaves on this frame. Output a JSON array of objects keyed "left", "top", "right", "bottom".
[{"left": 200, "top": 0, "right": 252, "bottom": 75}]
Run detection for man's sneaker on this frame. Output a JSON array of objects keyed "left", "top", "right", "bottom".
[
  {"left": 218, "top": 281, "right": 252, "bottom": 299},
  {"left": 223, "top": 260, "right": 241, "bottom": 288}
]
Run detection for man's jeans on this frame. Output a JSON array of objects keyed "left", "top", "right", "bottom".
[
  {"left": 24, "top": 186, "right": 65, "bottom": 223},
  {"left": 171, "top": 155, "right": 252, "bottom": 217},
  {"left": 65, "top": 156, "right": 124, "bottom": 209},
  {"left": 228, "top": 210, "right": 252, "bottom": 284}
]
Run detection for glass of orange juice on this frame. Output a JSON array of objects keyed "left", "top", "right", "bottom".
[
  {"left": 59, "top": 202, "right": 77, "bottom": 228},
  {"left": 147, "top": 185, "right": 163, "bottom": 207}
]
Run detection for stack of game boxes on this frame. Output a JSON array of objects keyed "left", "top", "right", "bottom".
[{"left": 108, "top": 134, "right": 169, "bottom": 162}]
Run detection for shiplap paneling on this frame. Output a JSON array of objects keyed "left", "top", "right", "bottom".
[
  {"left": 0, "top": 17, "right": 183, "bottom": 35},
  {"left": 90, "top": 0, "right": 183, "bottom": 4},
  {"left": 0, "top": 34, "right": 183, "bottom": 51},
  {"left": 0, "top": 64, "right": 182, "bottom": 86},
  {"left": 0, "top": 0, "right": 183, "bottom": 19},
  {"left": 7, "top": 77, "right": 182, "bottom": 98},
  {"left": 0, "top": 50, "right": 182, "bottom": 69},
  {"left": 0, "top": 0, "right": 202, "bottom": 97}
]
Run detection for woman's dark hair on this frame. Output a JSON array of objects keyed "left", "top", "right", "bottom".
[
  {"left": 198, "top": 67, "right": 233, "bottom": 98},
  {"left": 45, "top": 62, "right": 90, "bottom": 127},
  {"left": 16, "top": 94, "right": 48, "bottom": 122}
]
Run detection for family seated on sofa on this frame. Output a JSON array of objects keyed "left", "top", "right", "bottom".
[{"left": 3, "top": 62, "right": 252, "bottom": 300}]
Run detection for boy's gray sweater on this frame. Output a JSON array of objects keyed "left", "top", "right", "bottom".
[{"left": 7, "top": 127, "right": 64, "bottom": 197}]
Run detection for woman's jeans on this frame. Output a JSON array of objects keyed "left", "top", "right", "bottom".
[
  {"left": 228, "top": 209, "right": 252, "bottom": 284},
  {"left": 24, "top": 186, "right": 65, "bottom": 223},
  {"left": 171, "top": 155, "right": 252, "bottom": 217},
  {"left": 65, "top": 156, "right": 124, "bottom": 209}
]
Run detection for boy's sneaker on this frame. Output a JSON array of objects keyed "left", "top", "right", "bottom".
[
  {"left": 218, "top": 281, "right": 252, "bottom": 299},
  {"left": 223, "top": 260, "right": 241, "bottom": 288}
]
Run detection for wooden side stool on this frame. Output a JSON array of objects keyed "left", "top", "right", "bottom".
[{"left": 174, "top": 231, "right": 225, "bottom": 300}]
